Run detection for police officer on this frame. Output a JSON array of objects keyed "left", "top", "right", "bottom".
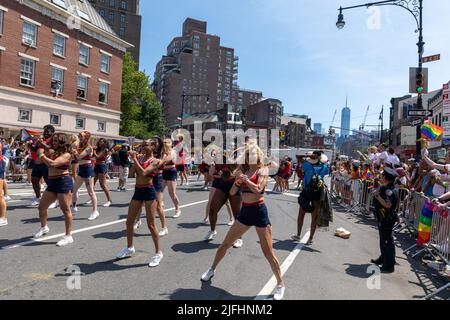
[{"left": 371, "top": 167, "right": 398, "bottom": 273}]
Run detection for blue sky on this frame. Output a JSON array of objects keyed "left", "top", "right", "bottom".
[{"left": 139, "top": 0, "right": 450, "bottom": 132}]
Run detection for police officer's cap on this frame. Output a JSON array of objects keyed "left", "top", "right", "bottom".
[{"left": 382, "top": 167, "right": 398, "bottom": 181}]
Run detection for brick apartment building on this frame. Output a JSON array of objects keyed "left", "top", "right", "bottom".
[
  {"left": 153, "top": 18, "right": 263, "bottom": 129},
  {"left": 87, "top": 0, "right": 141, "bottom": 66},
  {"left": 246, "top": 99, "right": 283, "bottom": 130},
  {"left": 0, "top": 0, "right": 131, "bottom": 139}
]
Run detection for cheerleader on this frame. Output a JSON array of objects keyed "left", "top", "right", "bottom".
[
  {"left": 161, "top": 139, "right": 181, "bottom": 218},
  {"left": 201, "top": 143, "right": 285, "bottom": 300},
  {"left": 116, "top": 144, "right": 163, "bottom": 267},
  {"left": 72, "top": 131, "right": 99, "bottom": 221},
  {"left": 94, "top": 138, "right": 112, "bottom": 207},
  {"left": 32, "top": 133, "right": 74, "bottom": 246}
]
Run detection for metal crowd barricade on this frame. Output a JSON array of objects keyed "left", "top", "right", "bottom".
[{"left": 359, "top": 180, "right": 374, "bottom": 215}]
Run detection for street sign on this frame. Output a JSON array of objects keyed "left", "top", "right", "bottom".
[
  {"left": 410, "top": 119, "right": 423, "bottom": 127},
  {"left": 407, "top": 109, "right": 433, "bottom": 118},
  {"left": 422, "top": 54, "right": 441, "bottom": 63}
]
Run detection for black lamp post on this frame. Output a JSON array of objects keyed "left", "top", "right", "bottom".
[
  {"left": 180, "top": 91, "right": 210, "bottom": 128},
  {"left": 336, "top": 0, "right": 424, "bottom": 159}
]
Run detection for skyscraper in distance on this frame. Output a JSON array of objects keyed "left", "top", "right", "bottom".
[
  {"left": 341, "top": 97, "right": 351, "bottom": 138},
  {"left": 313, "top": 123, "right": 322, "bottom": 134}
]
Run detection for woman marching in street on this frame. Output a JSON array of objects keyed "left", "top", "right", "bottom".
[
  {"left": 94, "top": 138, "right": 112, "bottom": 207},
  {"left": 176, "top": 135, "right": 189, "bottom": 186},
  {"left": 135, "top": 137, "right": 169, "bottom": 236},
  {"left": 69, "top": 134, "right": 79, "bottom": 183},
  {"left": 204, "top": 153, "right": 241, "bottom": 245},
  {"left": 201, "top": 143, "right": 285, "bottom": 300},
  {"left": 72, "top": 131, "right": 99, "bottom": 221},
  {"left": 116, "top": 143, "right": 164, "bottom": 267},
  {"left": 32, "top": 133, "right": 74, "bottom": 247},
  {"left": 203, "top": 157, "right": 235, "bottom": 226},
  {"left": 161, "top": 139, "right": 181, "bottom": 218}
]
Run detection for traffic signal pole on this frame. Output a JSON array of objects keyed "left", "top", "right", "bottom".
[{"left": 415, "top": 0, "right": 425, "bottom": 161}]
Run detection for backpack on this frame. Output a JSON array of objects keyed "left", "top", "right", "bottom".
[{"left": 307, "top": 163, "right": 325, "bottom": 200}]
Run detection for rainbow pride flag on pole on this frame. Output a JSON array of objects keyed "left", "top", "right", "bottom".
[
  {"left": 20, "top": 129, "right": 41, "bottom": 142},
  {"left": 421, "top": 120, "right": 444, "bottom": 141},
  {"left": 417, "top": 201, "right": 434, "bottom": 246}
]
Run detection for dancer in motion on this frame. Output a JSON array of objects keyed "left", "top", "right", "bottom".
[
  {"left": 72, "top": 131, "right": 99, "bottom": 221},
  {"left": 116, "top": 143, "right": 163, "bottom": 267},
  {"left": 29, "top": 125, "right": 55, "bottom": 206},
  {"left": 201, "top": 143, "right": 285, "bottom": 300},
  {"left": 32, "top": 133, "right": 74, "bottom": 246},
  {"left": 161, "top": 139, "right": 181, "bottom": 218},
  {"left": 94, "top": 138, "right": 112, "bottom": 207}
]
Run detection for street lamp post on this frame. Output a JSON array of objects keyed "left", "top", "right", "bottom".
[
  {"left": 336, "top": 0, "right": 424, "bottom": 159},
  {"left": 180, "top": 91, "right": 210, "bottom": 128}
]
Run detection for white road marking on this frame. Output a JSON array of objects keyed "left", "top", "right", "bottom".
[
  {"left": 255, "top": 232, "right": 310, "bottom": 300},
  {"left": 1, "top": 199, "right": 209, "bottom": 250}
]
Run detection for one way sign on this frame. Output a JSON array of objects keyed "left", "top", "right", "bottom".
[{"left": 408, "top": 109, "right": 433, "bottom": 118}]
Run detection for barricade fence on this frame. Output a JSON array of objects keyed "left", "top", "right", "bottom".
[{"left": 330, "top": 173, "right": 449, "bottom": 299}]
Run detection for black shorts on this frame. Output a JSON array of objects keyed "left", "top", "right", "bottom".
[
  {"left": 176, "top": 165, "right": 186, "bottom": 172},
  {"left": 212, "top": 178, "right": 222, "bottom": 189},
  {"left": 163, "top": 168, "right": 177, "bottom": 181},
  {"left": 46, "top": 176, "right": 73, "bottom": 194},
  {"left": 94, "top": 164, "right": 108, "bottom": 175},
  {"left": 298, "top": 190, "right": 321, "bottom": 212},
  {"left": 132, "top": 185, "right": 156, "bottom": 201},
  {"left": 215, "top": 180, "right": 234, "bottom": 197},
  {"left": 238, "top": 203, "right": 271, "bottom": 228},
  {"left": 78, "top": 165, "right": 94, "bottom": 178},
  {"left": 153, "top": 174, "right": 163, "bottom": 193},
  {"left": 32, "top": 163, "right": 48, "bottom": 182}
]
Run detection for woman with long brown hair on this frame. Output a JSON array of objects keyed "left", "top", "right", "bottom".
[
  {"left": 116, "top": 141, "right": 164, "bottom": 267},
  {"left": 201, "top": 143, "right": 285, "bottom": 300},
  {"left": 72, "top": 131, "right": 99, "bottom": 221},
  {"left": 32, "top": 133, "right": 74, "bottom": 246},
  {"left": 94, "top": 138, "right": 112, "bottom": 207}
]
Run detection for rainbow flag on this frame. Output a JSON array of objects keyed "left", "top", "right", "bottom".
[
  {"left": 421, "top": 121, "right": 444, "bottom": 141},
  {"left": 417, "top": 201, "right": 434, "bottom": 246},
  {"left": 21, "top": 129, "right": 41, "bottom": 142}
]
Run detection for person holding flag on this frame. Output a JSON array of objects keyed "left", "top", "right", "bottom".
[{"left": 0, "top": 138, "right": 8, "bottom": 226}]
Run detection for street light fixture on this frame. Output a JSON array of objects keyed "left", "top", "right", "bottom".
[
  {"left": 336, "top": 7, "right": 345, "bottom": 29},
  {"left": 336, "top": 0, "right": 424, "bottom": 160}
]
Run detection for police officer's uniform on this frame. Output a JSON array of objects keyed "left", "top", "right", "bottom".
[{"left": 372, "top": 167, "right": 398, "bottom": 273}]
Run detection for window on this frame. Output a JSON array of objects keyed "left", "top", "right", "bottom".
[
  {"left": 120, "top": 14, "right": 126, "bottom": 24},
  {"left": 98, "top": 121, "right": 106, "bottom": 132},
  {"left": 50, "top": 114, "right": 61, "bottom": 126},
  {"left": 20, "top": 59, "right": 35, "bottom": 87},
  {"left": 99, "top": 82, "right": 108, "bottom": 104},
  {"left": 77, "top": 76, "right": 88, "bottom": 99},
  {"left": 51, "top": 67, "right": 64, "bottom": 94},
  {"left": 22, "top": 21, "right": 37, "bottom": 47},
  {"left": 109, "top": 0, "right": 115, "bottom": 7},
  {"left": 53, "top": 34, "right": 65, "bottom": 57},
  {"left": 75, "top": 118, "right": 85, "bottom": 129},
  {"left": 109, "top": 11, "right": 115, "bottom": 21},
  {"left": 119, "top": 27, "right": 125, "bottom": 36},
  {"left": 18, "top": 109, "right": 31, "bottom": 122},
  {"left": 79, "top": 45, "right": 90, "bottom": 65},
  {"left": 100, "top": 54, "right": 110, "bottom": 73},
  {"left": 0, "top": 10, "right": 4, "bottom": 35},
  {"left": 120, "top": 1, "right": 127, "bottom": 10}
]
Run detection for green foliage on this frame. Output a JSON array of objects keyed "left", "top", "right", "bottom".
[{"left": 120, "top": 53, "right": 165, "bottom": 139}]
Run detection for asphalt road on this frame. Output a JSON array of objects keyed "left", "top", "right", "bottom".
[{"left": 0, "top": 177, "right": 448, "bottom": 300}]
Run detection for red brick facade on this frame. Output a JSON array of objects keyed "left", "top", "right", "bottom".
[{"left": 0, "top": 0, "right": 124, "bottom": 112}]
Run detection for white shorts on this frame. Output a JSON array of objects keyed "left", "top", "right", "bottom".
[{"left": 119, "top": 166, "right": 129, "bottom": 180}]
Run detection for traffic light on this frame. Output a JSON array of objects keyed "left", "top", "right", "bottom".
[{"left": 416, "top": 71, "right": 425, "bottom": 94}]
